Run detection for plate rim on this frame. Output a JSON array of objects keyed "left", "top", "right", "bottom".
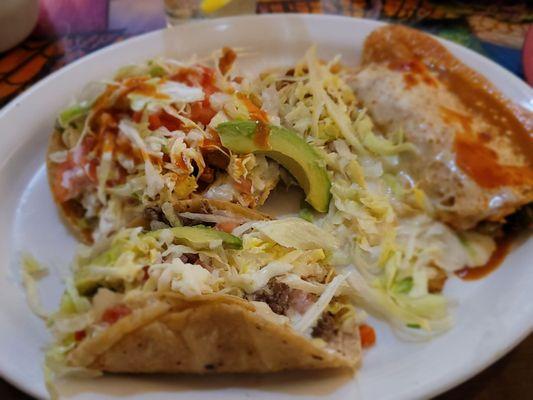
[{"left": 0, "top": 13, "right": 531, "bottom": 400}]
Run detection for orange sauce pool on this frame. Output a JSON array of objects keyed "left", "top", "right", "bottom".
[
  {"left": 454, "top": 135, "right": 532, "bottom": 189},
  {"left": 456, "top": 236, "right": 515, "bottom": 280}
]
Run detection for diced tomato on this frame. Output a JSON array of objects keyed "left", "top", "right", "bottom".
[
  {"left": 148, "top": 110, "right": 182, "bottom": 131},
  {"left": 199, "top": 66, "right": 219, "bottom": 96},
  {"left": 190, "top": 101, "right": 217, "bottom": 125},
  {"left": 132, "top": 110, "right": 143, "bottom": 123},
  {"left": 148, "top": 113, "right": 161, "bottom": 129},
  {"left": 101, "top": 304, "right": 132, "bottom": 324},
  {"left": 51, "top": 157, "right": 93, "bottom": 203},
  {"left": 199, "top": 166, "right": 215, "bottom": 183},
  {"left": 215, "top": 221, "right": 240, "bottom": 233},
  {"left": 159, "top": 111, "right": 182, "bottom": 131},
  {"left": 52, "top": 112, "right": 121, "bottom": 203},
  {"left": 202, "top": 131, "right": 222, "bottom": 147},
  {"left": 359, "top": 324, "right": 376, "bottom": 348},
  {"left": 171, "top": 66, "right": 217, "bottom": 95},
  {"left": 170, "top": 65, "right": 219, "bottom": 125},
  {"left": 74, "top": 330, "right": 87, "bottom": 342},
  {"left": 233, "top": 178, "right": 252, "bottom": 195},
  {"left": 171, "top": 68, "right": 196, "bottom": 86}
]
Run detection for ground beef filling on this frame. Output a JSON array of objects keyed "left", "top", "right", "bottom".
[
  {"left": 251, "top": 280, "right": 339, "bottom": 342},
  {"left": 311, "top": 311, "right": 338, "bottom": 342},
  {"left": 250, "top": 280, "right": 318, "bottom": 316},
  {"left": 251, "top": 280, "right": 292, "bottom": 315},
  {"left": 179, "top": 253, "right": 212, "bottom": 271},
  {"left": 144, "top": 206, "right": 170, "bottom": 226},
  {"left": 180, "top": 253, "right": 199, "bottom": 264}
]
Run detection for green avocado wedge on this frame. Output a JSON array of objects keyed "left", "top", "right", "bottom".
[
  {"left": 216, "top": 121, "right": 331, "bottom": 213},
  {"left": 145, "top": 225, "right": 242, "bottom": 249},
  {"left": 74, "top": 226, "right": 242, "bottom": 295}
]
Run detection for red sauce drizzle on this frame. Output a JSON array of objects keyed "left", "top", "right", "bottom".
[
  {"left": 122, "top": 76, "right": 170, "bottom": 100},
  {"left": 439, "top": 106, "right": 532, "bottom": 189},
  {"left": 388, "top": 59, "right": 438, "bottom": 89},
  {"left": 454, "top": 136, "right": 531, "bottom": 189},
  {"left": 254, "top": 121, "right": 271, "bottom": 149},
  {"left": 236, "top": 93, "right": 269, "bottom": 123},
  {"left": 235, "top": 93, "right": 270, "bottom": 148},
  {"left": 218, "top": 47, "right": 237, "bottom": 75}
]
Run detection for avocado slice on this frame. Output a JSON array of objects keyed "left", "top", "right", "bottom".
[
  {"left": 75, "top": 226, "right": 242, "bottom": 295},
  {"left": 216, "top": 121, "right": 331, "bottom": 212},
  {"left": 145, "top": 225, "right": 242, "bottom": 249}
]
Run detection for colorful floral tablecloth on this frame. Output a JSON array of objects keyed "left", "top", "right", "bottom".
[{"left": 0, "top": 0, "right": 531, "bottom": 107}]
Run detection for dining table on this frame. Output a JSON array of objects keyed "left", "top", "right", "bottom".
[{"left": 1, "top": 1, "right": 531, "bottom": 399}]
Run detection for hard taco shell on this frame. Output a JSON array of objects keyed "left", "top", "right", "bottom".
[
  {"left": 68, "top": 293, "right": 360, "bottom": 373},
  {"left": 173, "top": 197, "right": 271, "bottom": 222},
  {"left": 47, "top": 129, "right": 94, "bottom": 243}
]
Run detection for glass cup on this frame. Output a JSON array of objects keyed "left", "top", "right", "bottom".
[{"left": 165, "top": 0, "right": 257, "bottom": 25}]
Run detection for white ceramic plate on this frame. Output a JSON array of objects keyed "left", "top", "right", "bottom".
[{"left": 0, "top": 14, "right": 531, "bottom": 400}]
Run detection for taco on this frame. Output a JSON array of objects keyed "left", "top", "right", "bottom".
[
  {"left": 46, "top": 216, "right": 362, "bottom": 376},
  {"left": 46, "top": 50, "right": 284, "bottom": 244}
]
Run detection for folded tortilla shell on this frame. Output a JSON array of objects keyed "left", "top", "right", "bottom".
[
  {"left": 173, "top": 197, "right": 271, "bottom": 222},
  {"left": 47, "top": 129, "right": 94, "bottom": 243},
  {"left": 68, "top": 293, "right": 360, "bottom": 373},
  {"left": 47, "top": 129, "right": 270, "bottom": 244}
]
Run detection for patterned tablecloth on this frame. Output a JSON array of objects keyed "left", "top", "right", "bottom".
[{"left": 0, "top": 1, "right": 532, "bottom": 399}]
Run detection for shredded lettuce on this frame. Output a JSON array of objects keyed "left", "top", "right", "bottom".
[
  {"left": 21, "top": 253, "right": 48, "bottom": 319},
  {"left": 229, "top": 261, "right": 293, "bottom": 293},
  {"left": 58, "top": 102, "right": 90, "bottom": 128},
  {"left": 299, "top": 204, "right": 314, "bottom": 222},
  {"left": 294, "top": 272, "right": 348, "bottom": 333},
  {"left": 247, "top": 47, "right": 498, "bottom": 337},
  {"left": 252, "top": 218, "right": 338, "bottom": 251}
]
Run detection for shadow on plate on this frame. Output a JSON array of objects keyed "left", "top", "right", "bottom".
[{"left": 57, "top": 368, "right": 354, "bottom": 398}]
